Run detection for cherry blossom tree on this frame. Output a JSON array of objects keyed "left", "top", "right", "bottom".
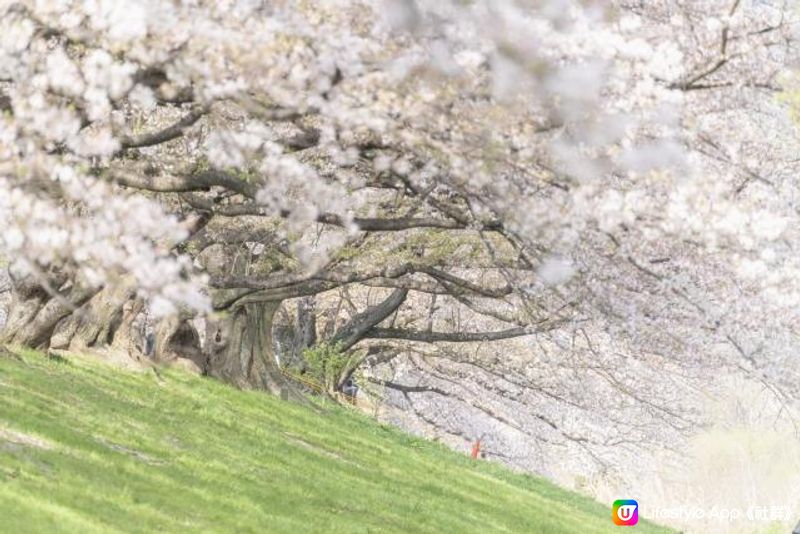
[{"left": 1, "top": 0, "right": 799, "bottom": 472}]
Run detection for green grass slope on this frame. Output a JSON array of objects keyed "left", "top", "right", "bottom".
[{"left": 0, "top": 350, "right": 673, "bottom": 533}]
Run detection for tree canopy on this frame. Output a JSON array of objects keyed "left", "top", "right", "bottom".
[{"left": 1, "top": 0, "right": 799, "bottom": 475}]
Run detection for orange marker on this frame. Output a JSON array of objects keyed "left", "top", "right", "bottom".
[{"left": 471, "top": 440, "right": 481, "bottom": 459}]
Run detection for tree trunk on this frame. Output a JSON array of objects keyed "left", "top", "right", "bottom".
[
  {"left": 293, "top": 296, "right": 316, "bottom": 365},
  {"left": 153, "top": 314, "right": 205, "bottom": 373},
  {"left": 0, "top": 268, "right": 149, "bottom": 368},
  {"left": 0, "top": 268, "right": 95, "bottom": 349},
  {"left": 1, "top": 267, "right": 290, "bottom": 394},
  {"left": 205, "top": 301, "right": 287, "bottom": 394},
  {"left": 51, "top": 281, "right": 135, "bottom": 352}
]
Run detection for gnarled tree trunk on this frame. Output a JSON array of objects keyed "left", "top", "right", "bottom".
[
  {"left": 2, "top": 270, "right": 150, "bottom": 368},
  {"left": 51, "top": 281, "right": 136, "bottom": 352},
  {"left": 205, "top": 301, "right": 287, "bottom": 394},
  {"left": 1, "top": 267, "right": 96, "bottom": 349},
  {"left": 1, "top": 265, "right": 291, "bottom": 394}
]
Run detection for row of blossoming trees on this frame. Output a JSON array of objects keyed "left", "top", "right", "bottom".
[{"left": 1, "top": 0, "right": 799, "bottom": 464}]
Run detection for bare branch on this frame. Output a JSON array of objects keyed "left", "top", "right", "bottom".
[
  {"left": 111, "top": 169, "right": 257, "bottom": 198},
  {"left": 365, "top": 326, "right": 532, "bottom": 343},
  {"left": 330, "top": 288, "right": 408, "bottom": 351},
  {"left": 117, "top": 106, "right": 206, "bottom": 151}
]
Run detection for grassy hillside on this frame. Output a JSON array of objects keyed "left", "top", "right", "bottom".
[{"left": 0, "top": 349, "right": 673, "bottom": 533}]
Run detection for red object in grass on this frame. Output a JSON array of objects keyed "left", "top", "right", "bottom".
[{"left": 471, "top": 440, "right": 481, "bottom": 459}]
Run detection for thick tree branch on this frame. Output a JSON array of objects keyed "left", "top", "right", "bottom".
[
  {"left": 418, "top": 266, "right": 512, "bottom": 299},
  {"left": 365, "top": 326, "right": 532, "bottom": 343},
  {"left": 117, "top": 106, "right": 206, "bottom": 151},
  {"left": 326, "top": 214, "right": 463, "bottom": 231},
  {"left": 210, "top": 262, "right": 416, "bottom": 291},
  {"left": 331, "top": 288, "right": 409, "bottom": 351},
  {"left": 184, "top": 197, "right": 470, "bottom": 231},
  {"left": 112, "top": 169, "right": 257, "bottom": 198}
]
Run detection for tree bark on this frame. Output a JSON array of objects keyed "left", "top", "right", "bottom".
[
  {"left": 205, "top": 301, "right": 287, "bottom": 393},
  {"left": 294, "top": 296, "right": 317, "bottom": 359},
  {"left": 1, "top": 270, "right": 149, "bottom": 367},
  {"left": 0, "top": 268, "right": 95, "bottom": 349},
  {"left": 51, "top": 281, "right": 135, "bottom": 352},
  {"left": 0, "top": 263, "right": 296, "bottom": 395}
]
